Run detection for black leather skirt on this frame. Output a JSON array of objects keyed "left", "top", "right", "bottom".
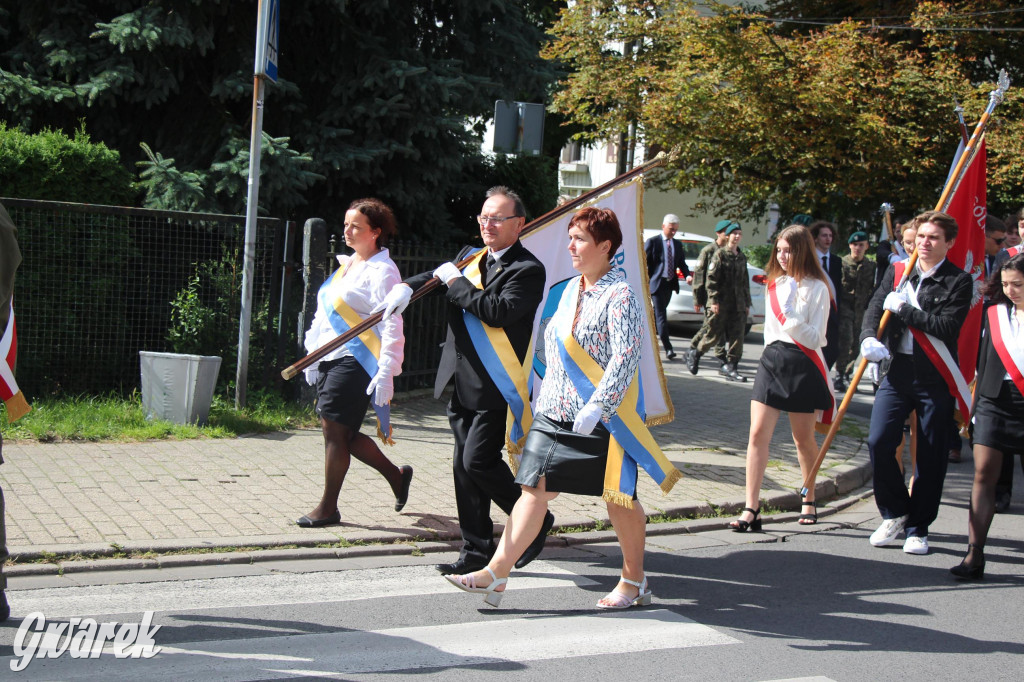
[
  {"left": 973, "top": 380, "right": 1024, "bottom": 453},
  {"left": 514, "top": 413, "right": 631, "bottom": 498}
]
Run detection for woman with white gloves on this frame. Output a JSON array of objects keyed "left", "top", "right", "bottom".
[{"left": 296, "top": 198, "right": 412, "bottom": 527}]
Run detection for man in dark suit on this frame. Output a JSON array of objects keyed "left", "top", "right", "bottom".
[
  {"left": 859, "top": 210, "right": 972, "bottom": 556},
  {"left": 378, "top": 186, "right": 550, "bottom": 575},
  {"left": 811, "top": 220, "right": 843, "bottom": 369},
  {"left": 644, "top": 214, "right": 691, "bottom": 359}
]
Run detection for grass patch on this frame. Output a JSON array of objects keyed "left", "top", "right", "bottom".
[
  {"left": 838, "top": 419, "right": 868, "bottom": 440},
  {"left": 1, "top": 390, "right": 318, "bottom": 443}
]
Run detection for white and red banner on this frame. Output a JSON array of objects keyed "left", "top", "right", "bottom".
[
  {"left": 940, "top": 139, "right": 987, "bottom": 391},
  {"left": 1, "top": 300, "right": 31, "bottom": 422}
]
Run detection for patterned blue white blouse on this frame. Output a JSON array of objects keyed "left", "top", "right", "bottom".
[{"left": 535, "top": 268, "right": 644, "bottom": 422}]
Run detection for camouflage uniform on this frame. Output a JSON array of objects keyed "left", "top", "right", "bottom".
[
  {"left": 836, "top": 254, "right": 875, "bottom": 378},
  {"left": 699, "top": 246, "right": 751, "bottom": 366},
  {"left": 688, "top": 241, "right": 726, "bottom": 362}
]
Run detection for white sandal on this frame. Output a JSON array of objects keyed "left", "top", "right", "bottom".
[
  {"left": 596, "top": 576, "right": 652, "bottom": 610},
  {"left": 443, "top": 566, "right": 508, "bottom": 607}
]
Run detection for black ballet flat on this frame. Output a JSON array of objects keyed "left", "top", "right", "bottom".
[
  {"left": 730, "top": 507, "right": 762, "bottom": 533},
  {"left": 394, "top": 465, "right": 414, "bottom": 512},
  {"left": 950, "top": 544, "right": 985, "bottom": 580},
  {"left": 295, "top": 511, "right": 341, "bottom": 528}
]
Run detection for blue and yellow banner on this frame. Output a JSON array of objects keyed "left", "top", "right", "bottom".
[{"left": 319, "top": 265, "right": 393, "bottom": 444}]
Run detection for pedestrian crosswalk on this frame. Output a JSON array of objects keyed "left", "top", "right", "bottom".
[{"left": 4, "top": 562, "right": 749, "bottom": 679}]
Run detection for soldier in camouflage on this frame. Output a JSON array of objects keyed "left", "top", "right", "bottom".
[
  {"left": 692, "top": 223, "right": 751, "bottom": 382},
  {"left": 834, "top": 231, "right": 875, "bottom": 391},
  {"left": 685, "top": 220, "right": 731, "bottom": 375}
]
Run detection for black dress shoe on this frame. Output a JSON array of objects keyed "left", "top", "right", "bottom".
[
  {"left": 295, "top": 510, "right": 342, "bottom": 528},
  {"left": 995, "top": 490, "right": 1011, "bottom": 514},
  {"left": 435, "top": 558, "right": 488, "bottom": 575},
  {"left": 666, "top": 350, "right": 677, "bottom": 360},
  {"left": 515, "top": 511, "right": 555, "bottom": 569},
  {"left": 394, "top": 465, "right": 414, "bottom": 512}
]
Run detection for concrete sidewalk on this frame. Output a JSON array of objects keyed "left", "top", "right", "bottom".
[{"left": 1, "top": 352, "right": 873, "bottom": 568}]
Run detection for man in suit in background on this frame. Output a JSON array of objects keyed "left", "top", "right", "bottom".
[
  {"left": 812, "top": 220, "right": 843, "bottom": 370},
  {"left": 378, "top": 186, "right": 551, "bottom": 575},
  {"left": 645, "top": 214, "right": 691, "bottom": 359}
]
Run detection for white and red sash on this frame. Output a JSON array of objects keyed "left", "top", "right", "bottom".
[
  {"left": 767, "top": 278, "right": 836, "bottom": 426},
  {"left": 987, "top": 304, "right": 1024, "bottom": 397},
  {"left": 892, "top": 262, "right": 972, "bottom": 420},
  {"left": 1007, "top": 245, "right": 1022, "bottom": 258},
  {"left": 1, "top": 299, "right": 31, "bottom": 422}
]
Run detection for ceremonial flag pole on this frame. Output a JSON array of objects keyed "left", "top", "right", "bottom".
[
  {"left": 281, "top": 153, "right": 668, "bottom": 380},
  {"left": 800, "top": 71, "right": 1010, "bottom": 497}
]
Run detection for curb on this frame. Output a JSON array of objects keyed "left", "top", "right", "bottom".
[{"left": 5, "top": 457, "right": 874, "bottom": 577}]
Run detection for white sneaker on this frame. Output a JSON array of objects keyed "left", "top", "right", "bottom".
[
  {"left": 903, "top": 535, "right": 929, "bottom": 555},
  {"left": 869, "top": 515, "right": 908, "bottom": 547}
]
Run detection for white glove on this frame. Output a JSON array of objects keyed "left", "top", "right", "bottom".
[
  {"left": 866, "top": 362, "right": 880, "bottom": 384},
  {"left": 572, "top": 402, "right": 603, "bottom": 435},
  {"left": 860, "top": 337, "right": 890, "bottom": 363},
  {"left": 366, "top": 368, "right": 394, "bottom": 407},
  {"left": 779, "top": 279, "right": 798, "bottom": 318},
  {"left": 433, "top": 262, "right": 462, "bottom": 285},
  {"left": 304, "top": 366, "right": 319, "bottom": 386},
  {"left": 374, "top": 284, "right": 412, "bottom": 319},
  {"left": 883, "top": 290, "right": 909, "bottom": 314}
]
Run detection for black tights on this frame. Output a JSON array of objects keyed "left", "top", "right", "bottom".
[
  {"left": 966, "top": 444, "right": 1006, "bottom": 562},
  {"left": 307, "top": 418, "right": 401, "bottom": 520}
]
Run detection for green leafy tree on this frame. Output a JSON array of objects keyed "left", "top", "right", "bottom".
[
  {"left": 545, "top": 1, "right": 1020, "bottom": 227},
  {"left": 0, "top": 1, "right": 561, "bottom": 237}
]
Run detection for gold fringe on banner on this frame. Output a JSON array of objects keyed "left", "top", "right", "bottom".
[{"left": 3, "top": 392, "right": 31, "bottom": 422}]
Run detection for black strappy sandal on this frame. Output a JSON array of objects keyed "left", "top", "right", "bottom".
[
  {"left": 730, "top": 507, "right": 762, "bottom": 532},
  {"left": 798, "top": 499, "right": 818, "bottom": 525}
]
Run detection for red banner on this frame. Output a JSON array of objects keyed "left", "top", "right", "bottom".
[{"left": 942, "top": 140, "right": 986, "bottom": 386}]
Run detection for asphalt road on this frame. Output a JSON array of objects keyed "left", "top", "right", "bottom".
[{"left": 2, "top": 457, "right": 1021, "bottom": 681}]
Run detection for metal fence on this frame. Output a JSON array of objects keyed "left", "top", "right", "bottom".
[
  {"left": 3, "top": 198, "right": 291, "bottom": 397},
  {"left": 3, "top": 198, "right": 462, "bottom": 400}
]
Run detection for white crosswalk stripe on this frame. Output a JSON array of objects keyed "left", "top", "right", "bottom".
[{"left": 4, "top": 562, "right": 741, "bottom": 678}]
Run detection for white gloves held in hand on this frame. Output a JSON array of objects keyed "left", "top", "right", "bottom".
[
  {"left": 572, "top": 402, "right": 603, "bottom": 435},
  {"left": 304, "top": 367, "right": 319, "bottom": 386},
  {"left": 375, "top": 284, "right": 412, "bottom": 320},
  {"left": 883, "top": 289, "right": 909, "bottom": 314},
  {"left": 433, "top": 262, "right": 462, "bottom": 285},
  {"left": 866, "top": 362, "right": 880, "bottom": 384},
  {"left": 366, "top": 369, "right": 394, "bottom": 407},
  {"left": 860, "top": 337, "right": 890, "bottom": 363}
]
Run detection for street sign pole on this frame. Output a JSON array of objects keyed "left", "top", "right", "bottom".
[{"left": 236, "top": 0, "right": 279, "bottom": 408}]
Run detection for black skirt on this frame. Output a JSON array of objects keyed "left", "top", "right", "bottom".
[
  {"left": 751, "top": 341, "right": 832, "bottom": 414},
  {"left": 972, "top": 380, "right": 1024, "bottom": 453},
  {"left": 515, "top": 413, "right": 636, "bottom": 498},
  {"left": 315, "top": 356, "right": 372, "bottom": 429}
]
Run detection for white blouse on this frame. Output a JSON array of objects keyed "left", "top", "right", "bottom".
[
  {"left": 303, "top": 249, "right": 404, "bottom": 375},
  {"left": 763, "top": 275, "right": 830, "bottom": 349}
]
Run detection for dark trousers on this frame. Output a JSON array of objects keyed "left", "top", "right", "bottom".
[
  {"left": 651, "top": 283, "right": 675, "bottom": 353},
  {"left": 447, "top": 396, "right": 522, "bottom": 564},
  {"left": 868, "top": 355, "right": 952, "bottom": 537}
]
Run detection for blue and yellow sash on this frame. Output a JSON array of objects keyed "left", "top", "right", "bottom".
[
  {"left": 460, "top": 248, "right": 533, "bottom": 459},
  {"left": 319, "top": 263, "right": 394, "bottom": 444},
  {"left": 553, "top": 296, "right": 681, "bottom": 508}
]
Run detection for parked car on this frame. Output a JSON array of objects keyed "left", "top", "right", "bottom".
[{"left": 642, "top": 230, "right": 766, "bottom": 334}]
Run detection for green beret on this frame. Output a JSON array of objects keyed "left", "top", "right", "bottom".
[
  {"left": 848, "top": 231, "right": 869, "bottom": 244},
  {"left": 724, "top": 223, "right": 742, "bottom": 235},
  {"left": 714, "top": 219, "right": 732, "bottom": 233},
  {"left": 791, "top": 214, "right": 813, "bottom": 226}
]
